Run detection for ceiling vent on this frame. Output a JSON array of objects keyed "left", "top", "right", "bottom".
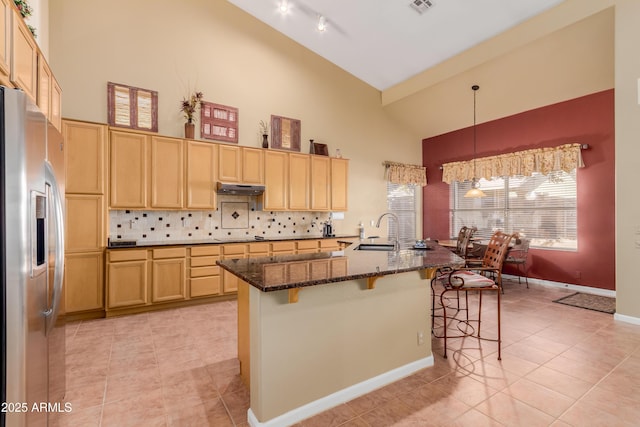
[{"left": 409, "top": 0, "right": 434, "bottom": 14}]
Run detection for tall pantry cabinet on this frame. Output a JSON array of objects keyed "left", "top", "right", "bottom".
[{"left": 63, "top": 120, "right": 108, "bottom": 317}]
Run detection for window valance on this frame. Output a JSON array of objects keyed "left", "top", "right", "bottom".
[
  {"left": 442, "top": 143, "right": 585, "bottom": 184},
  {"left": 384, "top": 161, "right": 427, "bottom": 186}
]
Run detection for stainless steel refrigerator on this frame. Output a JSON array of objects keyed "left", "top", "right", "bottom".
[{"left": 1, "top": 87, "right": 66, "bottom": 427}]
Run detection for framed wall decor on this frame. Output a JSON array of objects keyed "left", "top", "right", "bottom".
[
  {"left": 271, "top": 115, "right": 301, "bottom": 152},
  {"left": 201, "top": 101, "right": 239, "bottom": 143},
  {"left": 309, "top": 141, "right": 329, "bottom": 156},
  {"left": 107, "top": 82, "right": 158, "bottom": 132}
]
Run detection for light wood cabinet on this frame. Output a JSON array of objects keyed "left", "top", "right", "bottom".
[
  {"left": 37, "top": 53, "right": 51, "bottom": 119},
  {"left": 10, "top": 8, "right": 36, "bottom": 102},
  {"left": 150, "top": 136, "right": 184, "bottom": 209},
  {"left": 151, "top": 248, "right": 186, "bottom": 302},
  {"left": 289, "top": 153, "right": 310, "bottom": 210},
  {"left": 218, "top": 144, "right": 241, "bottom": 182},
  {"left": 110, "top": 131, "right": 148, "bottom": 208},
  {"left": 65, "top": 194, "right": 104, "bottom": 252},
  {"left": 50, "top": 76, "right": 62, "bottom": 131},
  {"left": 296, "top": 239, "right": 319, "bottom": 254},
  {"left": 0, "top": 0, "right": 10, "bottom": 86},
  {"left": 271, "top": 241, "right": 296, "bottom": 255},
  {"left": 63, "top": 120, "right": 107, "bottom": 194},
  {"left": 65, "top": 252, "right": 104, "bottom": 313},
  {"left": 331, "top": 158, "right": 349, "bottom": 211},
  {"left": 242, "top": 147, "right": 264, "bottom": 184},
  {"left": 263, "top": 151, "right": 288, "bottom": 211},
  {"left": 189, "top": 245, "right": 221, "bottom": 298},
  {"left": 107, "top": 250, "right": 148, "bottom": 309},
  {"left": 222, "top": 243, "right": 248, "bottom": 293},
  {"left": 311, "top": 156, "right": 331, "bottom": 211},
  {"left": 186, "top": 141, "right": 217, "bottom": 209}
]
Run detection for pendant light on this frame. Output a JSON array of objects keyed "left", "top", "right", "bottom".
[{"left": 464, "top": 84, "right": 486, "bottom": 198}]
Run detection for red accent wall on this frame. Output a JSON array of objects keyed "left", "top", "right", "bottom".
[{"left": 422, "top": 89, "right": 615, "bottom": 290}]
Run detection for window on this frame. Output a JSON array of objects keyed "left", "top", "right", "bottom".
[
  {"left": 450, "top": 170, "right": 577, "bottom": 250},
  {"left": 387, "top": 183, "right": 417, "bottom": 246}
]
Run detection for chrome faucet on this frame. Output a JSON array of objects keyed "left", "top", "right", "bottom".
[{"left": 375, "top": 212, "right": 400, "bottom": 251}]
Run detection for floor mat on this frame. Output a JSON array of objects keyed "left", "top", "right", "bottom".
[{"left": 553, "top": 292, "right": 615, "bottom": 314}]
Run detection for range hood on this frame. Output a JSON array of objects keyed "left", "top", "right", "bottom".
[{"left": 216, "top": 182, "right": 265, "bottom": 196}]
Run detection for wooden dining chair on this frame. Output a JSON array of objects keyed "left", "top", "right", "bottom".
[
  {"left": 431, "top": 231, "right": 516, "bottom": 360},
  {"left": 455, "top": 226, "right": 476, "bottom": 258}
]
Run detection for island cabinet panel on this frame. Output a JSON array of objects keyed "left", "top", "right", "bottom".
[
  {"left": 107, "top": 250, "right": 149, "bottom": 309},
  {"left": 65, "top": 194, "right": 104, "bottom": 252},
  {"left": 186, "top": 141, "right": 217, "bottom": 209},
  {"left": 288, "top": 153, "right": 310, "bottom": 210},
  {"left": 263, "top": 151, "right": 288, "bottom": 211},
  {"left": 0, "top": 0, "right": 10, "bottom": 86},
  {"left": 65, "top": 252, "right": 104, "bottom": 313},
  {"left": 310, "top": 156, "right": 330, "bottom": 211},
  {"left": 150, "top": 136, "right": 184, "bottom": 209},
  {"left": 110, "top": 131, "right": 148, "bottom": 208},
  {"left": 218, "top": 144, "right": 241, "bottom": 182},
  {"left": 296, "top": 239, "right": 319, "bottom": 254},
  {"left": 189, "top": 245, "right": 222, "bottom": 298},
  {"left": 331, "top": 158, "right": 349, "bottom": 211},
  {"left": 10, "top": 8, "right": 37, "bottom": 102},
  {"left": 242, "top": 147, "right": 264, "bottom": 184},
  {"left": 63, "top": 120, "right": 107, "bottom": 194}
]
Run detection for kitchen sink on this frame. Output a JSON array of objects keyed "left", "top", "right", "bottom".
[{"left": 354, "top": 243, "right": 396, "bottom": 251}]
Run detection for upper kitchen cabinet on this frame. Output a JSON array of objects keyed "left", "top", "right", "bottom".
[
  {"left": 38, "top": 54, "right": 62, "bottom": 131},
  {"left": 10, "top": 7, "right": 36, "bottom": 102},
  {"left": 310, "top": 155, "right": 330, "bottom": 211},
  {"left": 218, "top": 145, "right": 264, "bottom": 184},
  {"left": 63, "top": 120, "right": 107, "bottom": 194},
  {"left": 289, "top": 153, "right": 310, "bottom": 211},
  {"left": 150, "top": 136, "right": 184, "bottom": 209},
  {"left": 218, "top": 144, "right": 241, "bottom": 182},
  {"left": 241, "top": 147, "right": 264, "bottom": 184},
  {"left": 110, "top": 130, "right": 148, "bottom": 208},
  {"left": 0, "top": 0, "right": 11, "bottom": 86},
  {"left": 186, "top": 140, "right": 217, "bottom": 210},
  {"left": 331, "top": 158, "right": 349, "bottom": 211},
  {"left": 263, "top": 150, "right": 288, "bottom": 211}
]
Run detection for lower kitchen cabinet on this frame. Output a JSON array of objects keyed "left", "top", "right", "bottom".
[
  {"left": 152, "top": 256, "right": 186, "bottom": 302},
  {"left": 65, "top": 251, "right": 104, "bottom": 313},
  {"left": 189, "top": 246, "right": 222, "bottom": 298},
  {"left": 106, "top": 250, "right": 148, "bottom": 309}
]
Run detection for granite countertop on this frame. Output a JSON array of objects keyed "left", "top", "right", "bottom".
[
  {"left": 107, "top": 234, "right": 358, "bottom": 249},
  {"left": 217, "top": 241, "right": 465, "bottom": 292}
]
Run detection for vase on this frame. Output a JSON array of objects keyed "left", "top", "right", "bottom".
[
  {"left": 262, "top": 134, "right": 269, "bottom": 149},
  {"left": 184, "top": 122, "right": 195, "bottom": 139}
]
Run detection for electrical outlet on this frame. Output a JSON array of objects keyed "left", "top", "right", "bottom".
[{"left": 417, "top": 331, "right": 425, "bottom": 346}]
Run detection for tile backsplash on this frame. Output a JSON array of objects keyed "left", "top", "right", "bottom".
[{"left": 109, "top": 195, "right": 332, "bottom": 243}]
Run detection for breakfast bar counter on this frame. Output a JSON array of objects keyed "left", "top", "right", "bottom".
[{"left": 218, "top": 242, "right": 464, "bottom": 427}]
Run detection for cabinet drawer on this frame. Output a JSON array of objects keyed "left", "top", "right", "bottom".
[
  {"left": 320, "top": 239, "right": 340, "bottom": 249},
  {"left": 191, "top": 245, "right": 220, "bottom": 256},
  {"left": 249, "top": 242, "right": 270, "bottom": 254},
  {"left": 190, "top": 256, "right": 218, "bottom": 267},
  {"left": 190, "top": 276, "right": 221, "bottom": 298},
  {"left": 190, "top": 266, "right": 219, "bottom": 278},
  {"left": 108, "top": 249, "right": 148, "bottom": 262},
  {"left": 222, "top": 244, "right": 247, "bottom": 255},
  {"left": 271, "top": 241, "right": 295, "bottom": 252},
  {"left": 296, "top": 240, "right": 319, "bottom": 250},
  {"left": 153, "top": 247, "right": 187, "bottom": 259}
]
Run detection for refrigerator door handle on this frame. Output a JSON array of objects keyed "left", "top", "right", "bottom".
[{"left": 43, "top": 160, "right": 65, "bottom": 335}]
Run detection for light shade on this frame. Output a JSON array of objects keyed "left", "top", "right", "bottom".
[{"left": 464, "top": 187, "right": 487, "bottom": 198}]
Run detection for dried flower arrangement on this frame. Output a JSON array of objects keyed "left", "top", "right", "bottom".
[
  {"left": 259, "top": 120, "right": 269, "bottom": 135},
  {"left": 180, "top": 91, "right": 204, "bottom": 124}
]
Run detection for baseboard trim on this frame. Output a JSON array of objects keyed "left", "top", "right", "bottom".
[
  {"left": 614, "top": 313, "right": 640, "bottom": 325},
  {"left": 503, "top": 274, "right": 616, "bottom": 298},
  {"left": 247, "top": 355, "right": 435, "bottom": 427}
]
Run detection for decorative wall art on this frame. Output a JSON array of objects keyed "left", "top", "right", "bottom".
[
  {"left": 200, "top": 101, "right": 239, "bottom": 143},
  {"left": 107, "top": 82, "right": 158, "bottom": 132},
  {"left": 309, "top": 140, "right": 328, "bottom": 156},
  {"left": 271, "top": 115, "right": 301, "bottom": 152}
]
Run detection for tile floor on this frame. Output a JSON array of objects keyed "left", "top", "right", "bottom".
[{"left": 53, "top": 279, "right": 640, "bottom": 427}]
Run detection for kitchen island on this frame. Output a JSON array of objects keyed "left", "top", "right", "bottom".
[{"left": 218, "top": 241, "right": 464, "bottom": 427}]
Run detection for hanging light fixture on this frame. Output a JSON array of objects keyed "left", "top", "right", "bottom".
[{"left": 464, "top": 84, "right": 486, "bottom": 198}]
